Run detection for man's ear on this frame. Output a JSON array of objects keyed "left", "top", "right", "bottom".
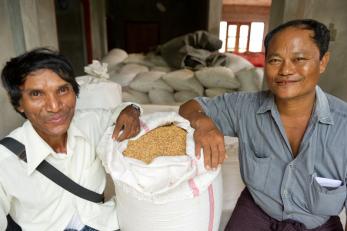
[
  {"left": 17, "top": 100, "right": 24, "bottom": 113},
  {"left": 319, "top": 51, "right": 330, "bottom": 74}
]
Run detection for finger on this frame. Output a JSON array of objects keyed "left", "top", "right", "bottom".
[
  {"left": 112, "top": 122, "right": 123, "bottom": 140},
  {"left": 117, "top": 125, "right": 130, "bottom": 142},
  {"left": 195, "top": 142, "right": 201, "bottom": 159},
  {"left": 125, "top": 123, "right": 139, "bottom": 139},
  {"left": 202, "top": 143, "right": 212, "bottom": 170},
  {"left": 218, "top": 142, "right": 227, "bottom": 164},
  {"left": 210, "top": 144, "right": 219, "bottom": 169},
  {"left": 131, "top": 121, "right": 141, "bottom": 137}
]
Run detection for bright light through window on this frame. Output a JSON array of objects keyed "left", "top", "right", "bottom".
[
  {"left": 239, "top": 25, "right": 249, "bottom": 53},
  {"left": 249, "top": 22, "right": 265, "bottom": 52},
  {"left": 219, "top": 21, "right": 227, "bottom": 52},
  {"left": 227, "top": 25, "right": 237, "bottom": 52},
  {"left": 219, "top": 21, "right": 265, "bottom": 53}
]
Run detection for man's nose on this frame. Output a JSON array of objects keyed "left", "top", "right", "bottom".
[
  {"left": 279, "top": 60, "right": 294, "bottom": 76},
  {"left": 45, "top": 94, "right": 61, "bottom": 112}
]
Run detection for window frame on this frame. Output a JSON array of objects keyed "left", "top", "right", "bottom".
[{"left": 225, "top": 22, "right": 251, "bottom": 53}]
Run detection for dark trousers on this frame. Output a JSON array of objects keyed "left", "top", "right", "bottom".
[
  {"left": 225, "top": 188, "right": 343, "bottom": 231},
  {"left": 6, "top": 215, "right": 21, "bottom": 231}
]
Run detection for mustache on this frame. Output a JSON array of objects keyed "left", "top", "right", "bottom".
[{"left": 273, "top": 76, "right": 301, "bottom": 83}]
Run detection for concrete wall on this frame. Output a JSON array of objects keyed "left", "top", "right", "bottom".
[
  {"left": 208, "top": 0, "right": 223, "bottom": 36},
  {"left": 268, "top": 0, "right": 347, "bottom": 101},
  {"left": 90, "top": 0, "right": 108, "bottom": 60},
  {"left": 0, "top": 0, "right": 58, "bottom": 138}
]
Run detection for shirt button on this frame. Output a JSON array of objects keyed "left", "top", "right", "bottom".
[
  {"left": 283, "top": 190, "right": 288, "bottom": 197},
  {"left": 289, "top": 163, "right": 294, "bottom": 168}
]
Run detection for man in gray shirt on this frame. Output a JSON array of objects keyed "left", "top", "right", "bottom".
[{"left": 179, "top": 19, "right": 347, "bottom": 230}]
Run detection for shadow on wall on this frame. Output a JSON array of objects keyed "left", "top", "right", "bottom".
[{"left": 0, "top": 88, "right": 24, "bottom": 138}]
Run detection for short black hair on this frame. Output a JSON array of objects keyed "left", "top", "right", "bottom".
[
  {"left": 264, "top": 19, "right": 330, "bottom": 59},
  {"left": 1, "top": 48, "right": 79, "bottom": 118}
]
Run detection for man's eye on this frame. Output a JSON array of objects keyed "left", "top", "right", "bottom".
[
  {"left": 267, "top": 58, "right": 281, "bottom": 64},
  {"left": 58, "top": 86, "right": 69, "bottom": 94},
  {"left": 294, "top": 57, "right": 307, "bottom": 62},
  {"left": 30, "top": 91, "right": 42, "bottom": 97}
]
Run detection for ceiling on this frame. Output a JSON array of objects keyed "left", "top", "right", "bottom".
[{"left": 223, "top": 0, "right": 272, "bottom": 6}]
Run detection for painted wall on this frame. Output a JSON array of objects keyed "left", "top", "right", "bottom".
[{"left": 269, "top": 0, "right": 347, "bottom": 101}]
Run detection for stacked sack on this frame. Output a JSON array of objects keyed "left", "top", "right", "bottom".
[
  {"left": 75, "top": 60, "right": 122, "bottom": 110},
  {"left": 101, "top": 48, "right": 264, "bottom": 105},
  {"left": 97, "top": 112, "right": 223, "bottom": 231}
]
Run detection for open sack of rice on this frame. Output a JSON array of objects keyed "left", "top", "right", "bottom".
[{"left": 97, "top": 111, "right": 222, "bottom": 231}]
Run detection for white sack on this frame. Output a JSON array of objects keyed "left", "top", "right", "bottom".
[
  {"left": 146, "top": 52, "right": 170, "bottom": 67},
  {"left": 101, "top": 48, "right": 128, "bottom": 71},
  {"left": 84, "top": 60, "right": 109, "bottom": 80},
  {"left": 254, "top": 67, "right": 265, "bottom": 89},
  {"left": 97, "top": 112, "right": 223, "bottom": 231},
  {"left": 123, "top": 53, "right": 153, "bottom": 67},
  {"left": 195, "top": 66, "right": 240, "bottom": 89},
  {"left": 115, "top": 172, "right": 222, "bottom": 231},
  {"left": 76, "top": 76, "right": 122, "bottom": 110},
  {"left": 122, "top": 89, "right": 150, "bottom": 104},
  {"left": 148, "top": 89, "right": 176, "bottom": 105},
  {"left": 205, "top": 88, "right": 235, "bottom": 98},
  {"left": 129, "top": 71, "right": 173, "bottom": 93},
  {"left": 225, "top": 53, "right": 254, "bottom": 73},
  {"left": 150, "top": 66, "right": 172, "bottom": 73},
  {"left": 236, "top": 67, "right": 263, "bottom": 92},
  {"left": 162, "top": 69, "right": 204, "bottom": 95},
  {"left": 174, "top": 91, "right": 199, "bottom": 103},
  {"left": 109, "top": 64, "right": 149, "bottom": 87}
]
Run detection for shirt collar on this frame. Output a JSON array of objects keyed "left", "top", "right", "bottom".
[
  {"left": 256, "top": 86, "right": 333, "bottom": 125},
  {"left": 314, "top": 86, "right": 334, "bottom": 125},
  {"left": 256, "top": 91, "right": 275, "bottom": 114},
  {"left": 23, "top": 119, "right": 87, "bottom": 175}
]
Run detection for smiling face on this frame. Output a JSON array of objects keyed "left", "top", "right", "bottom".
[
  {"left": 265, "top": 27, "right": 329, "bottom": 102},
  {"left": 17, "top": 69, "right": 76, "bottom": 142}
]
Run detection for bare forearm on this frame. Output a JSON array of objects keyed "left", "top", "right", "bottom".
[{"left": 179, "top": 99, "right": 227, "bottom": 168}]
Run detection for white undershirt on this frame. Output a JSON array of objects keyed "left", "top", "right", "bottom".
[{"left": 66, "top": 213, "right": 85, "bottom": 230}]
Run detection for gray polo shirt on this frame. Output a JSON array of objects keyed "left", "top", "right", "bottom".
[{"left": 196, "top": 86, "right": 347, "bottom": 229}]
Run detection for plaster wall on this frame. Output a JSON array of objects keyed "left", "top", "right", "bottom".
[{"left": 208, "top": 0, "right": 223, "bottom": 36}]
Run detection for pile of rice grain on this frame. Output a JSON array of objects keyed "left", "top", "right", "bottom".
[{"left": 123, "top": 124, "right": 187, "bottom": 164}]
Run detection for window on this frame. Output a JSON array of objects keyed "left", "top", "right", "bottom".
[{"left": 219, "top": 21, "right": 265, "bottom": 53}]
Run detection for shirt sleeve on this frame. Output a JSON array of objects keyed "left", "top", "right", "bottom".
[
  {"left": 0, "top": 183, "right": 10, "bottom": 230},
  {"left": 195, "top": 93, "right": 242, "bottom": 137}
]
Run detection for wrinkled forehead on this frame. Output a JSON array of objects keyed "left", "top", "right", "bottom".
[
  {"left": 267, "top": 27, "right": 319, "bottom": 55},
  {"left": 271, "top": 27, "right": 316, "bottom": 45}
]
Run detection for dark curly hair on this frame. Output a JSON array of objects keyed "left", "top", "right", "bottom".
[
  {"left": 264, "top": 19, "right": 330, "bottom": 60},
  {"left": 1, "top": 48, "right": 79, "bottom": 118}
]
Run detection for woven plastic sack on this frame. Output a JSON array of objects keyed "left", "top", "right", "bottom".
[{"left": 97, "top": 112, "right": 223, "bottom": 231}]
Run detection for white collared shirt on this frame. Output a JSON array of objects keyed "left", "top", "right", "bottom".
[{"left": 0, "top": 103, "right": 135, "bottom": 231}]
